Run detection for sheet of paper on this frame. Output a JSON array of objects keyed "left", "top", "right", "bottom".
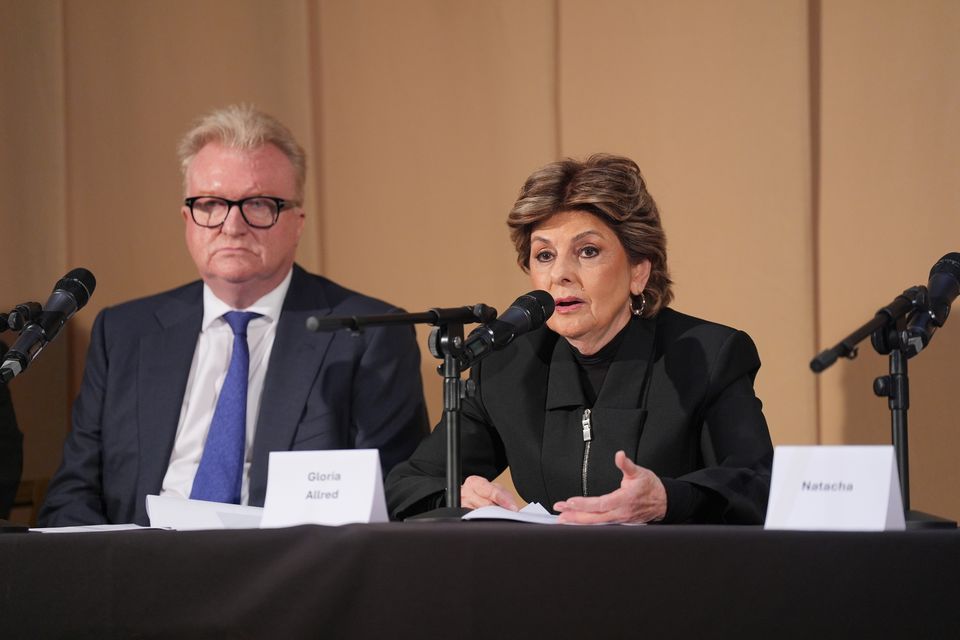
[
  {"left": 146, "top": 494, "right": 263, "bottom": 531},
  {"left": 30, "top": 523, "right": 152, "bottom": 533},
  {"left": 462, "top": 502, "right": 559, "bottom": 524}
]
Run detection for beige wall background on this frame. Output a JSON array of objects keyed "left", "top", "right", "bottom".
[{"left": 1, "top": 0, "right": 957, "bottom": 519}]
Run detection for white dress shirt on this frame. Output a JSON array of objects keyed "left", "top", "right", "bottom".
[{"left": 160, "top": 269, "right": 293, "bottom": 504}]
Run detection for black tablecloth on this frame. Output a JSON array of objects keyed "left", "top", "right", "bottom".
[{"left": 2, "top": 523, "right": 958, "bottom": 639}]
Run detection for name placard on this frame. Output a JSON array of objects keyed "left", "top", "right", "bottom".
[
  {"left": 764, "top": 445, "right": 905, "bottom": 531},
  {"left": 260, "top": 449, "right": 388, "bottom": 528}
]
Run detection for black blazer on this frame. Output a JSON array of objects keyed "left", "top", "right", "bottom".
[
  {"left": 39, "top": 265, "right": 429, "bottom": 526},
  {"left": 386, "top": 308, "right": 773, "bottom": 524},
  {"left": 0, "top": 342, "right": 23, "bottom": 519}
]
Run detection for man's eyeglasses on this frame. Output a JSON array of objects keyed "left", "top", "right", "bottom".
[{"left": 184, "top": 196, "right": 300, "bottom": 229}]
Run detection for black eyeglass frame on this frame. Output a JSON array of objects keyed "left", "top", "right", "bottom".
[{"left": 183, "top": 195, "right": 300, "bottom": 229}]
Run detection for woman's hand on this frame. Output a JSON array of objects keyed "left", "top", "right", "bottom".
[
  {"left": 461, "top": 475, "right": 520, "bottom": 511},
  {"left": 553, "top": 451, "right": 667, "bottom": 524}
]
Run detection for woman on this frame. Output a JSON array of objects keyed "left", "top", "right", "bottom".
[{"left": 386, "top": 154, "right": 772, "bottom": 524}]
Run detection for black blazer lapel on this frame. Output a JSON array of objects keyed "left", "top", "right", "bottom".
[
  {"left": 136, "top": 290, "right": 202, "bottom": 520},
  {"left": 540, "top": 339, "right": 587, "bottom": 503}
]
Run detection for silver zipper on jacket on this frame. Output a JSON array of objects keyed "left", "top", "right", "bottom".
[{"left": 581, "top": 408, "right": 592, "bottom": 496}]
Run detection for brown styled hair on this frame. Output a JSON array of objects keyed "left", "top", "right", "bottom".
[{"left": 507, "top": 153, "right": 673, "bottom": 316}]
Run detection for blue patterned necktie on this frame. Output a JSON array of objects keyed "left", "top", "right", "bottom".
[{"left": 190, "top": 311, "right": 261, "bottom": 504}]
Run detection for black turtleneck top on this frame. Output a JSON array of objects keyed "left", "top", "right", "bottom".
[{"left": 568, "top": 321, "right": 631, "bottom": 406}]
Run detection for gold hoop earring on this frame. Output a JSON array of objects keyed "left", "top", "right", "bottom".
[{"left": 631, "top": 292, "right": 647, "bottom": 317}]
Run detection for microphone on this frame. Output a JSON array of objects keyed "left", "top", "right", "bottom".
[
  {"left": 902, "top": 253, "right": 960, "bottom": 358},
  {"left": 4, "top": 302, "right": 43, "bottom": 332},
  {"left": 0, "top": 268, "right": 96, "bottom": 383},
  {"left": 457, "top": 290, "right": 555, "bottom": 368}
]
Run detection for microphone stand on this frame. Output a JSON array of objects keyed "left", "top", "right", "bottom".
[
  {"left": 306, "top": 304, "right": 496, "bottom": 522},
  {"left": 810, "top": 287, "right": 924, "bottom": 373},
  {"left": 812, "top": 286, "right": 956, "bottom": 529},
  {"left": 409, "top": 321, "right": 476, "bottom": 521}
]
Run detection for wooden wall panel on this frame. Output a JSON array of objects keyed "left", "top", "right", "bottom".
[
  {"left": 61, "top": 0, "right": 319, "bottom": 397},
  {"left": 558, "top": 0, "right": 817, "bottom": 447},
  {"left": 818, "top": 0, "right": 960, "bottom": 518},
  {"left": 315, "top": 0, "right": 556, "bottom": 421},
  {"left": 0, "top": 0, "right": 69, "bottom": 480}
]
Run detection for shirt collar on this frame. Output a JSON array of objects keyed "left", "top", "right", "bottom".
[{"left": 201, "top": 268, "right": 294, "bottom": 331}]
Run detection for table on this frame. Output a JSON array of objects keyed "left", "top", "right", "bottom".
[{"left": 2, "top": 523, "right": 958, "bottom": 638}]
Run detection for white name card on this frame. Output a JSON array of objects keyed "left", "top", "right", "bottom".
[
  {"left": 260, "top": 449, "right": 388, "bottom": 528},
  {"left": 764, "top": 445, "right": 905, "bottom": 531}
]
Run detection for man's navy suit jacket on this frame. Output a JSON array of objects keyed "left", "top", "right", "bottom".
[{"left": 38, "top": 265, "right": 429, "bottom": 526}]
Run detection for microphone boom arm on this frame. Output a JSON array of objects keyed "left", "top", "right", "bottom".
[
  {"left": 810, "top": 285, "right": 926, "bottom": 373},
  {"left": 306, "top": 304, "right": 495, "bottom": 334}
]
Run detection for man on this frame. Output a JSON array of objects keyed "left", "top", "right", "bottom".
[
  {"left": 0, "top": 341, "right": 23, "bottom": 519},
  {"left": 38, "top": 105, "right": 428, "bottom": 526}
]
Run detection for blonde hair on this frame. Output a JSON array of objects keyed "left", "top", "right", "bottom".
[
  {"left": 507, "top": 153, "right": 673, "bottom": 317},
  {"left": 177, "top": 104, "right": 307, "bottom": 199}
]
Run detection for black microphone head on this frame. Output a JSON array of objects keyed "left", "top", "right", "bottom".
[
  {"left": 460, "top": 290, "right": 556, "bottom": 366},
  {"left": 470, "top": 290, "right": 556, "bottom": 352},
  {"left": 930, "top": 253, "right": 960, "bottom": 279},
  {"left": 513, "top": 290, "right": 555, "bottom": 328},
  {"left": 55, "top": 268, "right": 96, "bottom": 310},
  {"left": 927, "top": 253, "right": 960, "bottom": 326}
]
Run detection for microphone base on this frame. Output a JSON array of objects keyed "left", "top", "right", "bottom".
[
  {"left": 0, "top": 519, "right": 29, "bottom": 534},
  {"left": 905, "top": 509, "right": 956, "bottom": 530},
  {"left": 404, "top": 507, "right": 472, "bottom": 522}
]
